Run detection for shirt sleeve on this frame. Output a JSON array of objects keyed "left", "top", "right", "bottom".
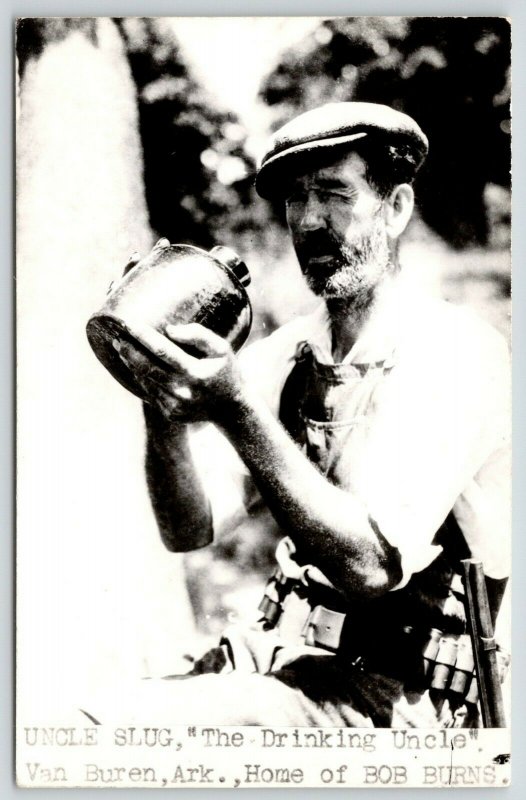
[{"left": 356, "top": 312, "right": 511, "bottom": 589}]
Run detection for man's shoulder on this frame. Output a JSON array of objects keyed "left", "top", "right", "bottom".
[
  {"left": 237, "top": 308, "right": 322, "bottom": 412},
  {"left": 240, "top": 308, "right": 322, "bottom": 365},
  {"left": 408, "top": 293, "right": 509, "bottom": 362}
]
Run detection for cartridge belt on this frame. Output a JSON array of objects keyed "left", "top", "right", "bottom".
[{"left": 258, "top": 546, "right": 509, "bottom": 701}]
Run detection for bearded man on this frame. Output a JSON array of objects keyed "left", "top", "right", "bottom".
[{"left": 112, "top": 103, "right": 510, "bottom": 727}]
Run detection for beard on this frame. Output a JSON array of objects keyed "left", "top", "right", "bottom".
[{"left": 294, "top": 218, "right": 391, "bottom": 303}]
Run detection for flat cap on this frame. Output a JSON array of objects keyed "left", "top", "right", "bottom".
[{"left": 256, "top": 101, "right": 429, "bottom": 199}]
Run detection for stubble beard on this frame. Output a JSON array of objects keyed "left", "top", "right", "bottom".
[{"left": 300, "top": 221, "right": 392, "bottom": 312}]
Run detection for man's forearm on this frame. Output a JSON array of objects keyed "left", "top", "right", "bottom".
[
  {"left": 216, "top": 389, "right": 402, "bottom": 598},
  {"left": 118, "top": 320, "right": 400, "bottom": 593},
  {"left": 144, "top": 406, "right": 213, "bottom": 552}
]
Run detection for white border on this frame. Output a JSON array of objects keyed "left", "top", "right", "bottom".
[{"left": 7, "top": 2, "right": 525, "bottom": 797}]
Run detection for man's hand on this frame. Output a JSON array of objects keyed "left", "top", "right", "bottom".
[
  {"left": 107, "top": 238, "right": 170, "bottom": 294},
  {"left": 113, "top": 322, "right": 243, "bottom": 424}
]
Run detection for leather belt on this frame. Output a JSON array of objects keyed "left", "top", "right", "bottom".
[
  {"left": 302, "top": 603, "right": 347, "bottom": 652},
  {"left": 258, "top": 561, "right": 510, "bottom": 701}
]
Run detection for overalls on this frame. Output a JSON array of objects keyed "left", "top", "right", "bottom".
[{"left": 168, "top": 343, "right": 485, "bottom": 727}]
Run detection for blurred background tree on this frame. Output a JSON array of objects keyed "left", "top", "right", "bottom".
[
  {"left": 115, "top": 17, "right": 265, "bottom": 249},
  {"left": 260, "top": 16, "right": 511, "bottom": 249}
]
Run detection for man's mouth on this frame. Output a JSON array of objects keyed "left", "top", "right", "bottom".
[
  {"left": 300, "top": 248, "right": 342, "bottom": 271},
  {"left": 296, "top": 237, "right": 341, "bottom": 269},
  {"left": 307, "top": 254, "right": 335, "bottom": 266}
]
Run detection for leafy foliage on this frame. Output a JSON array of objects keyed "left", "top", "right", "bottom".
[{"left": 116, "top": 18, "right": 262, "bottom": 248}]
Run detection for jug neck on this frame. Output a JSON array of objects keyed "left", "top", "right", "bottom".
[{"left": 210, "top": 245, "right": 251, "bottom": 288}]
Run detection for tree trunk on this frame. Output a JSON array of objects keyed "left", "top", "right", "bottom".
[{"left": 16, "top": 17, "right": 195, "bottom": 717}]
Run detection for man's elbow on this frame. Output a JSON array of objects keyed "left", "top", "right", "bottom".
[
  {"left": 345, "top": 548, "right": 403, "bottom": 599},
  {"left": 358, "top": 523, "right": 403, "bottom": 597},
  {"left": 360, "top": 564, "right": 401, "bottom": 598}
]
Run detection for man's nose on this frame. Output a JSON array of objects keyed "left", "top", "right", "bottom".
[{"left": 299, "top": 193, "right": 326, "bottom": 231}]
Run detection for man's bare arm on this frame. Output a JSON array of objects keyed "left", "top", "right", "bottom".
[
  {"left": 116, "top": 322, "right": 401, "bottom": 598},
  {"left": 143, "top": 405, "right": 213, "bottom": 552},
  {"left": 216, "top": 387, "right": 402, "bottom": 598},
  {"left": 111, "top": 243, "right": 214, "bottom": 552}
]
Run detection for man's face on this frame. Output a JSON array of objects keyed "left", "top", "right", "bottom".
[{"left": 284, "top": 151, "right": 391, "bottom": 300}]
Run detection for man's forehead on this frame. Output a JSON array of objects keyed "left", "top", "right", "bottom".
[{"left": 289, "top": 150, "right": 368, "bottom": 188}]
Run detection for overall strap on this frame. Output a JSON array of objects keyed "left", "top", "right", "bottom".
[{"left": 278, "top": 342, "right": 312, "bottom": 444}]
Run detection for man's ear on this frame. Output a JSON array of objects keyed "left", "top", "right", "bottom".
[{"left": 383, "top": 184, "right": 414, "bottom": 239}]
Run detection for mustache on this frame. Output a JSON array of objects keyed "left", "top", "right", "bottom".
[{"left": 294, "top": 231, "right": 343, "bottom": 262}]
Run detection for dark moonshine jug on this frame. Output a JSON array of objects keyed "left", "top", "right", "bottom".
[{"left": 86, "top": 242, "right": 252, "bottom": 399}]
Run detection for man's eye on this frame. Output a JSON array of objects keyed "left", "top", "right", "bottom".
[
  {"left": 285, "top": 192, "right": 306, "bottom": 206},
  {"left": 285, "top": 188, "right": 356, "bottom": 205},
  {"left": 320, "top": 189, "right": 356, "bottom": 202}
]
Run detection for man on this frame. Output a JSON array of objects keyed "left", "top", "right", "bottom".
[{"left": 113, "top": 102, "right": 510, "bottom": 727}]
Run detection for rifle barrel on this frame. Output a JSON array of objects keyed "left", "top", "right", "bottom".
[{"left": 461, "top": 559, "right": 506, "bottom": 728}]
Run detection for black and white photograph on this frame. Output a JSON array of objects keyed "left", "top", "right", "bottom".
[{"left": 15, "top": 15, "right": 512, "bottom": 788}]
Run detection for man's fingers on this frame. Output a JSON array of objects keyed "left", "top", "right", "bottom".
[
  {"left": 123, "top": 251, "right": 142, "bottom": 276},
  {"left": 107, "top": 251, "right": 141, "bottom": 293},
  {"left": 165, "top": 323, "right": 230, "bottom": 358},
  {"left": 113, "top": 339, "right": 156, "bottom": 377},
  {"left": 120, "top": 323, "right": 195, "bottom": 371},
  {"left": 155, "top": 387, "right": 191, "bottom": 420},
  {"left": 113, "top": 339, "right": 166, "bottom": 384},
  {"left": 121, "top": 237, "right": 170, "bottom": 280},
  {"left": 114, "top": 339, "right": 193, "bottom": 400},
  {"left": 172, "top": 385, "right": 193, "bottom": 401}
]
